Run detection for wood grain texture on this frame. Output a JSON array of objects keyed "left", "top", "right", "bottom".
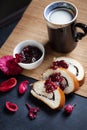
[{"left": 0, "top": 0, "right": 87, "bottom": 97}]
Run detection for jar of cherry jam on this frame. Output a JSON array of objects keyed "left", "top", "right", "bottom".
[{"left": 13, "top": 40, "right": 45, "bottom": 69}]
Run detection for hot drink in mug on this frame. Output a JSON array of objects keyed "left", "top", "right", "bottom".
[{"left": 44, "top": 1, "right": 87, "bottom": 53}]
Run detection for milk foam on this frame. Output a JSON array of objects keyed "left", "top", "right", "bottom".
[{"left": 48, "top": 9, "right": 73, "bottom": 24}]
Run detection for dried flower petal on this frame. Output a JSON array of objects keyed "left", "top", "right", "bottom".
[
  {"left": 6, "top": 101, "right": 18, "bottom": 112},
  {"left": 15, "top": 54, "right": 23, "bottom": 63},
  {"left": 26, "top": 103, "right": 39, "bottom": 120},
  {"left": 0, "top": 55, "right": 22, "bottom": 75},
  {"left": 0, "top": 78, "right": 17, "bottom": 92},
  {"left": 18, "top": 80, "right": 29, "bottom": 94}
]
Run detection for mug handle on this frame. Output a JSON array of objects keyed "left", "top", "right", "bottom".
[{"left": 74, "top": 23, "right": 87, "bottom": 42}]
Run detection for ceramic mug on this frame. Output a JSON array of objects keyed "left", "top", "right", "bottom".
[{"left": 44, "top": 1, "right": 87, "bottom": 53}]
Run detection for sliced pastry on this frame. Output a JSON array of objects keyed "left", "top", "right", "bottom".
[
  {"left": 51, "top": 57, "right": 85, "bottom": 85},
  {"left": 31, "top": 80, "right": 65, "bottom": 110},
  {"left": 42, "top": 68, "right": 79, "bottom": 94}
]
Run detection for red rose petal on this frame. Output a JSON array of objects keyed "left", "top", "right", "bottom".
[
  {"left": 6, "top": 101, "right": 18, "bottom": 112},
  {"left": 0, "top": 78, "right": 17, "bottom": 92},
  {"left": 18, "top": 80, "right": 29, "bottom": 94}
]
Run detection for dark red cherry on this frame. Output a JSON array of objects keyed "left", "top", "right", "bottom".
[{"left": 15, "top": 45, "right": 42, "bottom": 64}]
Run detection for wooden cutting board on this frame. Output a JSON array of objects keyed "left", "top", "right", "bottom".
[{"left": 0, "top": 0, "right": 87, "bottom": 97}]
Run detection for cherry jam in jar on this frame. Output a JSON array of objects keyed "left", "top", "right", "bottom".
[{"left": 15, "top": 45, "right": 43, "bottom": 64}]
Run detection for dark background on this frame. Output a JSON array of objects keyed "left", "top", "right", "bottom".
[
  {"left": 0, "top": 0, "right": 32, "bottom": 47},
  {"left": 0, "top": 0, "right": 32, "bottom": 27}
]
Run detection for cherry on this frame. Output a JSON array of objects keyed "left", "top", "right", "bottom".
[
  {"left": 48, "top": 73, "right": 67, "bottom": 90},
  {"left": 44, "top": 78, "right": 57, "bottom": 93},
  {"left": 51, "top": 60, "right": 68, "bottom": 70},
  {"left": 64, "top": 104, "right": 76, "bottom": 114},
  {"left": 15, "top": 45, "right": 42, "bottom": 64}
]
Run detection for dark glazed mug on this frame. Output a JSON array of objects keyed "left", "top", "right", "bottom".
[{"left": 44, "top": 1, "right": 87, "bottom": 53}]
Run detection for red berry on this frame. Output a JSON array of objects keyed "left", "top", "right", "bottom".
[
  {"left": 64, "top": 104, "right": 76, "bottom": 114},
  {"left": 15, "top": 45, "right": 42, "bottom": 64},
  {"left": 45, "top": 73, "right": 67, "bottom": 91},
  {"left": 44, "top": 79, "right": 57, "bottom": 93},
  {"left": 51, "top": 60, "right": 68, "bottom": 70}
]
